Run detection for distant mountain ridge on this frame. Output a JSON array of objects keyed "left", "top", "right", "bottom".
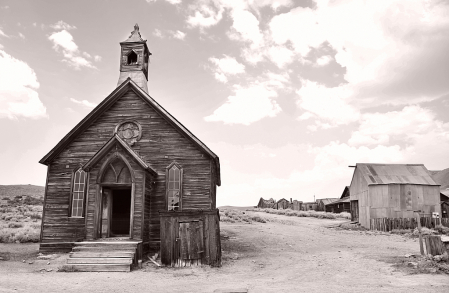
[
  {"left": 0, "top": 185, "right": 45, "bottom": 199},
  {"left": 430, "top": 168, "right": 449, "bottom": 192}
]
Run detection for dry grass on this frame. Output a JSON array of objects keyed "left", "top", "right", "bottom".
[
  {"left": 250, "top": 208, "right": 351, "bottom": 220},
  {"left": 219, "top": 209, "right": 267, "bottom": 224},
  {"left": 0, "top": 201, "right": 42, "bottom": 243}
]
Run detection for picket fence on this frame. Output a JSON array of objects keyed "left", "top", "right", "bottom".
[{"left": 370, "top": 217, "right": 449, "bottom": 232}]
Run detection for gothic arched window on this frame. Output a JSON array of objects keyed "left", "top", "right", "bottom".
[
  {"left": 127, "top": 51, "right": 138, "bottom": 65},
  {"left": 71, "top": 168, "right": 87, "bottom": 217},
  {"left": 166, "top": 163, "right": 183, "bottom": 211}
]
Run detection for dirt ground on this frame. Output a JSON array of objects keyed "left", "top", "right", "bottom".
[{"left": 1, "top": 211, "right": 448, "bottom": 293}]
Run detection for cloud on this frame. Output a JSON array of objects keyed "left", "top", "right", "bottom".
[
  {"left": 0, "top": 50, "right": 47, "bottom": 119},
  {"left": 296, "top": 80, "right": 360, "bottom": 127},
  {"left": 270, "top": 1, "right": 449, "bottom": 107},
  {"left": 267, "top": 46, "right": 295, "bottom": 68},
  {"left": 94, "top": 55, "right": 101, "bottom": 62},
  {"left": 172, "top": 30, "right": 186, "bottom": 40},
  {"left": 0, "top": 28, "right": 8, "bottom": 37},
  {"left": 50, "top": 20, "right": 77, "bottom": 31},
  {"left": 209, "top": 55, "right": 245, "bottom": 83},
  {"left": 48, "top": 29, "right": 97, "bottom": 70},
  {"left": 228, "top": 10, "right": 263, "bottom": 48},
  {"left": 315, "top": 55, "right": 332, "bottom": 66},
  {"left": 204, "top": 84, "right": 281, "bottom": 125},
  {"left": 70, "top": 98, "right": 97, "bottom": 108},
  {"left": 187, "top": 4, "right": 225, "bottom": 28},
  {"left": 348, "top": 105, "right": 441, "bottom": 146},
  {"left": 153, "top": 29, "right": 163, "bottom": 38},
  {"left": 18, "top": 33, "right": 25, "bottom": 39}
]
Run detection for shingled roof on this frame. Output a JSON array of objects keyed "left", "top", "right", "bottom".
[{"left": 356, "top": 163, "right": 438, "bottom": 186}]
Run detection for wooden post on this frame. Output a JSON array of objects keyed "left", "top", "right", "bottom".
[{"left": 414, "top": 210, "right": 424, "bottom": 256}]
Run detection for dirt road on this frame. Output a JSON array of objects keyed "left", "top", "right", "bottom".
[{"left": 1, "top": 211, "right": 448, "bottom": 292}]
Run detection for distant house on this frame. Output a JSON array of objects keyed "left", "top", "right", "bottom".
[
  {"left": 292, "top": 200, "right": 303, "bottom": 211},
  {"left": 349, "top": 163, "right": 441, "bottom": 229},
  {"left": 302, "top": 202, "right": 317, "bottom": 211},
  {"left": 257, "top": 198, "right": 276, "bottom": 209},
  {"left": 325, "top": 186, "right": 350, "bottom": 213},
  {"left": 316, "top": 198, "right": 339, "bottom": 211},
  {"left": 274, "top": 198, "right": 289, "bottom": 209}
]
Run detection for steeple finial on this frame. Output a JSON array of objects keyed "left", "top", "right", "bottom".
[{"left": 128, "top": 23, "right": 142, "bottom": 40}]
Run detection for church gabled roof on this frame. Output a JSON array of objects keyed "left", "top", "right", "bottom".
[
  {"left": 82, "top": 134, "right": 157, "bottom": 177},
  {"left": 39, "top": 78, "right": 221, "bottom": 185}
]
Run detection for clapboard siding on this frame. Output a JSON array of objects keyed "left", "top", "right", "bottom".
[{"left": 40, "top": 88, "right": 216, "bottom": 252}]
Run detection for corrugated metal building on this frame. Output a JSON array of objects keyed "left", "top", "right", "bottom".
[{"left": 349, "top": 163, "right": 441, "bottom": 229}]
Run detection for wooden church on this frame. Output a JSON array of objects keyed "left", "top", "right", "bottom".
[{"left": 38, "top": 25, "right": 221, "bottom": 270}]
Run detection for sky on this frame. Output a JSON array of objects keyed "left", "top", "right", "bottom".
[{"left": 1, "top": 0, "right": 449, "bottom": 206}]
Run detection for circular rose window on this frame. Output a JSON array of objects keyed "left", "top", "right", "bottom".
[{"left": 114, "top": 121, "right": 142, "bottom": 145}]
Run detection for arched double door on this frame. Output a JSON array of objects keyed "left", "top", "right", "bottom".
[{"left": 97, "top": 154, "right": 135, "bottom": 239}]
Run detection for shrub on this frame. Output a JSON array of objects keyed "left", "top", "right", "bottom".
[
  {"left": 250, "top": 215, "right": 266, "bottom": 223},
  {"left": 8, "top": 222, "right": 23, "bottom": 228},
  {"left": 435, "top": 225, "right": 449, "bottom": 235},
  {"left": 337, "top": 212, "right": 351, "bottom": 219},
  {"left": 25, "top": 212, "right": 42, "bottom": 220},
  {"left": 250, "top": 207, "right": 346, "bottom": 221},
  {"left": 30, "top": 223, "right": 41, "bottom": 229}
]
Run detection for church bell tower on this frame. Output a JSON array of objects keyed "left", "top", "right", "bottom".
[{"left": 117, "top": 24, "right": 151, "bottom": 93}]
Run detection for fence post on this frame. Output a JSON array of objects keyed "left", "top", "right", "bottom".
[{"left": 414, "top": 210, "right": 424, "bottom": 256}]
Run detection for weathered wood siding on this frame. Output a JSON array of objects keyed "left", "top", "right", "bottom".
[
  {"left": 160, "top": 210, "right": 221, "bottom": 267},
  {"left": 40, "top": 88, "right": 216, "bottom": 251},
  {"left": 143, "top": 173, "right": 152, "bottom": 253}
]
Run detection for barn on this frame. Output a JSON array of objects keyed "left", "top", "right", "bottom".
[
  {"left": 349, "top": 163, "right": 441, "bottom": 229},
  {"left": 38, "top": 25, "right": 221, "bottom": 270}
]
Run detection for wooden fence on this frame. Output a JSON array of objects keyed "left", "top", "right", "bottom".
[{"left": 370, "top": 217, "right": 449, "bottom": 232}]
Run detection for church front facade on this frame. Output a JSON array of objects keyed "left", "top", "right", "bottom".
[{"left": 38, "top": 25, "right": 221, "bottom": 264}]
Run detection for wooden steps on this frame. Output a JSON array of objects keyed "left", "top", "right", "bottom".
[
  {"left": 67, "top": 241, "right": 140, "bottom": 272},
  {"left": 65, "top": 264, "right": 131, "bottom": 272}
]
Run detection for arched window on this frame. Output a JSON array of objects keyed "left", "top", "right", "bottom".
[
  {"left": 167, "top": 163, "right": 182, "bottom": 211},
  {"left": 71, "top": 168, "right": 87, "bottom": 217}
]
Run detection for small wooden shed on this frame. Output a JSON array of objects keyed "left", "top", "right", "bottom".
[
  {"left": 316, "top": 198, "right": 339, "bottom": 211},
  {"left": 349, "top": 164, "right": 441, "bottom": 229},
  {"left": 325, "top": 186, "right": 350, "bottom": 213},
  {"left": 159, "top": 210, "right": 221, "bottom": 267}
]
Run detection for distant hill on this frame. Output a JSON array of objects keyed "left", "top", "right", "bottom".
[
  {"left": 0, "top": 185, "right": 45, "bottom": 200},
  {"left": 430, "top": 168, "right": 449, "bottom": 191}
]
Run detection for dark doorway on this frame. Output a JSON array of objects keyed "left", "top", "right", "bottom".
[{"left": 111, "top": 189, "right": 131, "bottom": 236}]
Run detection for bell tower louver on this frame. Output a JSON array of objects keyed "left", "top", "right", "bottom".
[{"left": 117, "top": 24, "right": 151, "bottom": 93}]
